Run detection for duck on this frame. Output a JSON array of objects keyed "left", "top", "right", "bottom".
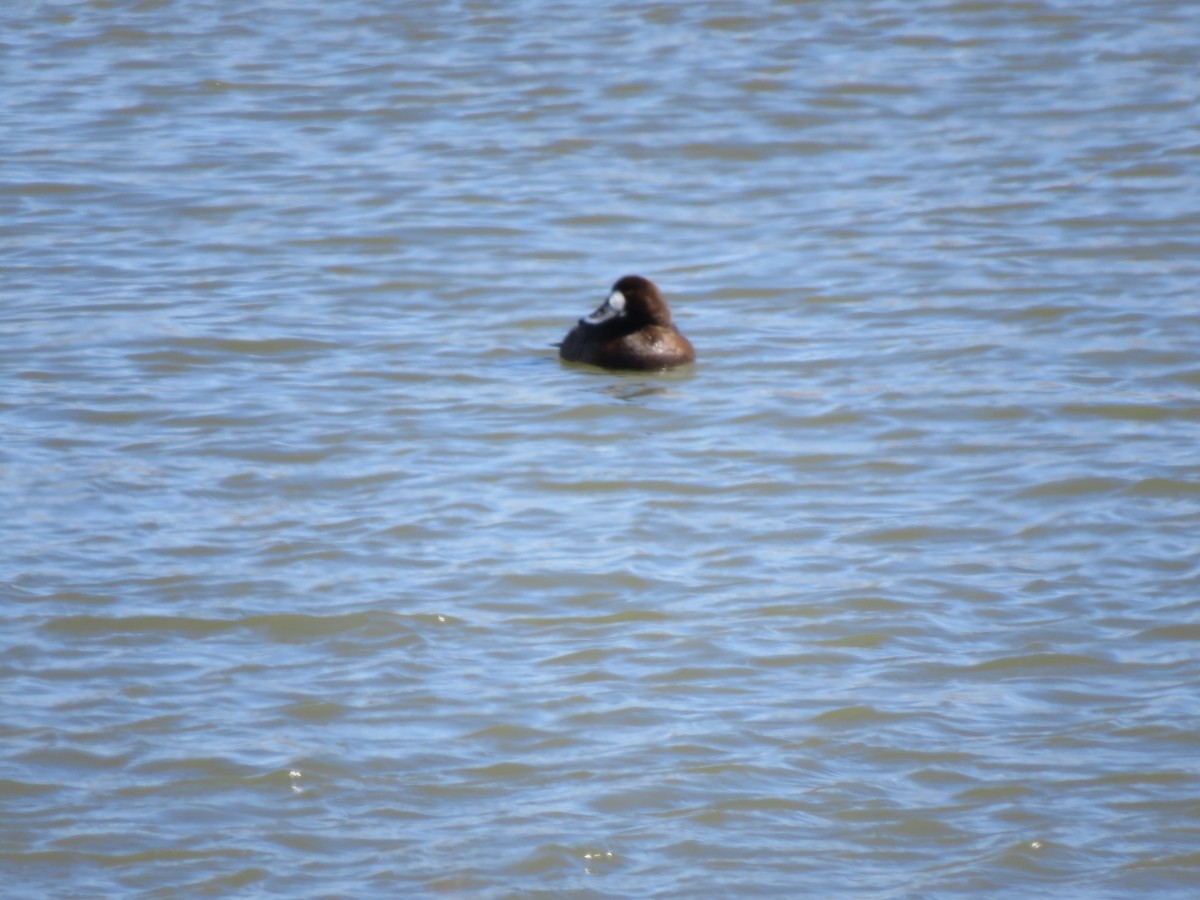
[{"left": 559, "top": 275, "right": 695, "bottom": 371}]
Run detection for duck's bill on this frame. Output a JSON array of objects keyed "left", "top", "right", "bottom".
[{"left": 581, "top": 289, "right": 626, "bottom": 325}]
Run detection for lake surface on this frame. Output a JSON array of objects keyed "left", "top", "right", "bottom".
[{"left": 3, "top": 1, "right": 1200, "bottom": 896}]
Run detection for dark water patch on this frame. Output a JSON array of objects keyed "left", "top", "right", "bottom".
[
  {"left": 158, "top": 337, "right": 344, "bottom": 358},
  {"left": 967, "top": 653, "right": 1113, "bottom": 674},
  {"left": 0, "top": 779, "right": 61, "bottom": 799},
  {"left": 1137, "top": 624, "right": 1200, "bottom": 641},
  {"left": 514, "top": 609, "right": 672, "bottom": 630},
  {"left": 0, "top": 181, "right": 103, "bottom": 196},
  {"left": 810, "top": 705, "right": 910, "bottom": 728},
  {"left": 844, "top": 525, "right": 996, "bottom": 545},
  {"left": 1059, "top": 403, "right": 1200, "bottom": 422},
  {"left": 1124, "top": 477, "right": 1200, "bottom": 497},
  {"left": 11, "top": 747, "right": 129, "bottom": 772},
  {"left": 40, "top": 610, "right": 422, "bottom": 644},
  {"left": 1015, "top": 476, "right": 1128, "bottom": 499},
  {"left": 63, "top": 407, "right": 163, "bottom": 426}
]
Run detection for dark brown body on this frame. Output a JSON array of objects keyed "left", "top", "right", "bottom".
[
  {"left": 559, "top": 276, "right": 695, "bottom": 371},
  {"left": 559, "top": 322, "right": 694, "bottom": 370}
]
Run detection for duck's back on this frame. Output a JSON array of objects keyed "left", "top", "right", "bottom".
[{"left": 560, "top": 322, "right": 694, "bottom": 370}]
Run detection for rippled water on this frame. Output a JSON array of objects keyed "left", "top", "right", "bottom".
[{"left": 4, "top": 1, "right": 1200, "bottom": 896}]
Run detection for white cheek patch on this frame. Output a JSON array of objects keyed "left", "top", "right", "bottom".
[{"left": 582, "top": 290, "right": 627, "bottom": 325}]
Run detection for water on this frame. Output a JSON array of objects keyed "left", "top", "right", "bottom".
[{"left": 3, "top": 1, "right": 1200, "bottom": 896}]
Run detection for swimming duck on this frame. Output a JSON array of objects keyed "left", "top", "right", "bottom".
[{"left": 559, "top": 275, "right": 695, "bottom": 371}]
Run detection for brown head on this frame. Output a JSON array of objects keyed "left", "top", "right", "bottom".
[{"left": 579, "top": 275, "right": 675, "bottom": 333}]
